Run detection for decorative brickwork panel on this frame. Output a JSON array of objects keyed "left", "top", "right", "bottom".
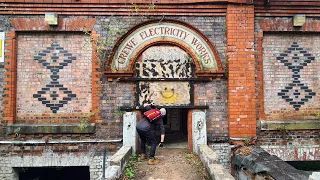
[
  {"left": 263, "top": 34, "right": 320, "bottom": 120},
  {"left": 16, "top": 33, "right": 92, "bottom": 123}
]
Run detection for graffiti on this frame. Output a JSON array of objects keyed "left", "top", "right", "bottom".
[
  {"left": 262, "top": 146, "right": 319, "bottom": 161},
  {"left": 160, "top": 88, "right": 175, "bottom": 98},
  {"left": 136, "top": 46, "right": 193, "bottom": 106},
  {"left": 138, "top": 82, "right": 190, "bottom": 106}
]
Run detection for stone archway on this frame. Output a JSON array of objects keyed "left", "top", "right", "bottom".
[
  {"left": 107, "top": 19, "right": 221, "bottom": 152},
  {"left": 105, "top": 19, "right": 224, "bottom": 78}
]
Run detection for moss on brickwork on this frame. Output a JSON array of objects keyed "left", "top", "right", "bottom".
[
  {"left": 7, "top": 124, "right": 96, "bottom": 134},
  {"left": 261, "top": 120, "right": 320, "bottom": 130}
]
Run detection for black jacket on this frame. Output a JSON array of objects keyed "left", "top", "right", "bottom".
[{"left": 136, "top": 105, "right": 165, "bottom": 135}]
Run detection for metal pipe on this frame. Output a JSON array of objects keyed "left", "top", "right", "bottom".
[{"left": 103, "top": 148, "right": 107, "bottom": 179}]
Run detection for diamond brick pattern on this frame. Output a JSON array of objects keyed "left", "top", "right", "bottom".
[
  {"left": 33, "top": 41, "right": 77, "bottom": 113},
  {"left": 277, "top": 42, "right": 316, "bottom": 111}
]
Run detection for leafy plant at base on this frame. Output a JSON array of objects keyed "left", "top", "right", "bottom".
[
  {"left": 185, "top": 152, "right": 195, "bottom": 159},
  {"left": 123, "top": 154, "right": 138, "bottom": 180}
]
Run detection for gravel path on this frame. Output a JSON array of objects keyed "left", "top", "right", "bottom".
[{"left": 133, "top": 148, "right": 209, "bottom": 180}]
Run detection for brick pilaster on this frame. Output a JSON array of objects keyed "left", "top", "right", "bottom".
[
  {"left": 227, "top": 4, "right": 256, "bottom": 138},
  {"left": 3, "top": 31, "right": 16, "bottom": 124},
  {"left": 91, "top": 30, "right": 101, "bottom": 123}
]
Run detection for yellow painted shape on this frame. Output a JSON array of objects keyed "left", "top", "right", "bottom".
[
  {"left": 159, "top": 89, "right": 178, "bottom": 105},
  {"left": 0, "top": 40, "right": 2, "bottom": 57}
]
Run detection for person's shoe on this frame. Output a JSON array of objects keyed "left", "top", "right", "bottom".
[
  {"left": 140, "top": 154, "right": 147, "bottom": 160},
  {"left": 147, "top": 157, "right": 160, "bottom": 165}
]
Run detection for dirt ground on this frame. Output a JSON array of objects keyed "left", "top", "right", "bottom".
[{"left": 127, "top": 147, "right": 210, "bottom": 180}]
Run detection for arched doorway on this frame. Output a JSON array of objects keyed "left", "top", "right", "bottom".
[
  {"left": 136, "top": 45, "right": 192, "bottom": 147},
  {"left": 106, "top": 19, "right": 224, "bottom": 151}
]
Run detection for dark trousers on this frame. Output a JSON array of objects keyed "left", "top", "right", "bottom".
[{"left": 136, "top": 128, "right": 157, "bottom": 158}]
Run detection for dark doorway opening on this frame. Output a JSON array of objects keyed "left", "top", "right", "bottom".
[
  {"left": 286, "top": 161, "right": 320, "bottom": 171},
  {"left": 157, "top": 108, "right": 188, "bottom": 147},
  {"left": 17, "top": 166, "right": 90, "bottom": 180}
]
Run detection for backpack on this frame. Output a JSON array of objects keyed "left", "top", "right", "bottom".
[{"left": 144, "top": 108, "right": 162, "bottom": 122}]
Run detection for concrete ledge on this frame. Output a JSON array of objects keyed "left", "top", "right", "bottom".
[
  {"left": 7, "top": 123, "right": 96, "bottom": 134},
  {"left": 198, "top": 144, "right": 235, "bottom": 180},
  {"left": 309, "top": 172, "right": 320, "bottom": 180},
  {"left": 260, "top": 120, "right": 320, "bottom": 130},
  {"left": 104, "top": 165, "right": 121, "bottom": 180},
  {"left": 108, "top": 146, "right": 132, "bottom": 173}
]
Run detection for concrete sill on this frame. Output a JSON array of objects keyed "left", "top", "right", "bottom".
[
  {"left": 7, "top": 123, "right": 96, "bottom": 134},
  {"left": 260, "top": 120, "right": 320, "bottom": 130}
]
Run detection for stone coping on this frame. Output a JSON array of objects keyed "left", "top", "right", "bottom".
[
  {"left": 0, "top": 139, "right": 122, "bottom": 144},
  {"left": 198, "top": 144, "right": 235, "bottom": 180},
  {"left": 232, "top": 146, "right": 311, "bottom": 180},
  {"left": 260, "top": 120, "right": 320, "bottom": 130},
  {"left": 7, "top": 123, "right": 96, "bottom": 134}
]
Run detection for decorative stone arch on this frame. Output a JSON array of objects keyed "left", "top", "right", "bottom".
[{"left": 105, "top": 19, "right": 224, "bottom": 78}]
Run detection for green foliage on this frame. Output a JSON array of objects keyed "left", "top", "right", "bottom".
[
  {"left": 82, "top": 2, "right": 157, "bottom": 71},
  {"left": 83, "top": 18, "right": 126, "bottom": 70},
  {"left": 78, "top": 112, "right": 95, "bottom": 131},
  {"left": 14, "top": 127, "right": 21, "bottom": 137},
  {"left": 130, "top": 2, "right": 156, "bottom": 17},
  {"left": 115, "top": 108, "right": 125, "bottom": 119},
  {"left": 185, "top": 152, "right": 195, "bottom": 159},
  {"left": 244, "top": 136, "right": 250, "bottom": 146},
  {"left": 123, "top": 154, "right": 138, "bottom": 180},
  {"left": 276, "top": 125, "right": 289, "bottom": 139},
  {"left": 184, "top": 152, "right": 210, "bottom": 180},
  {"left": 312, "top": 112, "right": 320, "bottom": 116}
]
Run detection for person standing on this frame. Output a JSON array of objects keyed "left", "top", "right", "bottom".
[{"left": 136, "top": 103, "right": 166, "bottom": 165}]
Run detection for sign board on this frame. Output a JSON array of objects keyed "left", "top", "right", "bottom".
[
  {"left": 111, "top": 22, "right": 218, "bottom": 71},
  {"left": 45, "top": 12, "right": 58, "bottom": 25},
  {"left": 0, "top": 32, "right": 4, "bottom": 62}
]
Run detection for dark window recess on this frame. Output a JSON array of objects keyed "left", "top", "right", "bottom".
[{"left": 17, "top": 166, "right": 90, "bottom": 180}]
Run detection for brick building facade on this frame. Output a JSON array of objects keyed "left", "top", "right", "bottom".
[{"left": 0, "top": 0, "right": 319, "bottom": 179}]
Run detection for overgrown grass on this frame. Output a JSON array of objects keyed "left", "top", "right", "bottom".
[{"left": 184, "top": 151, "right": 211, "bottom": 180}]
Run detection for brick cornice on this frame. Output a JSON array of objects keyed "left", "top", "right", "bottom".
[
  {"left": 10, "top": 18, "right": 96, "bottom": 31},
  {"left": 258, "top": 18, "right": 320, "bottom": 32},
  {"left": 0, "top": 0, "right": 241, "bottom": 4}
]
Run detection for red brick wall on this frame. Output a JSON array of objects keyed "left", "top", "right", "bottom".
[{"left": 227, "top": 4, "right": 256, "bottom": 138}]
